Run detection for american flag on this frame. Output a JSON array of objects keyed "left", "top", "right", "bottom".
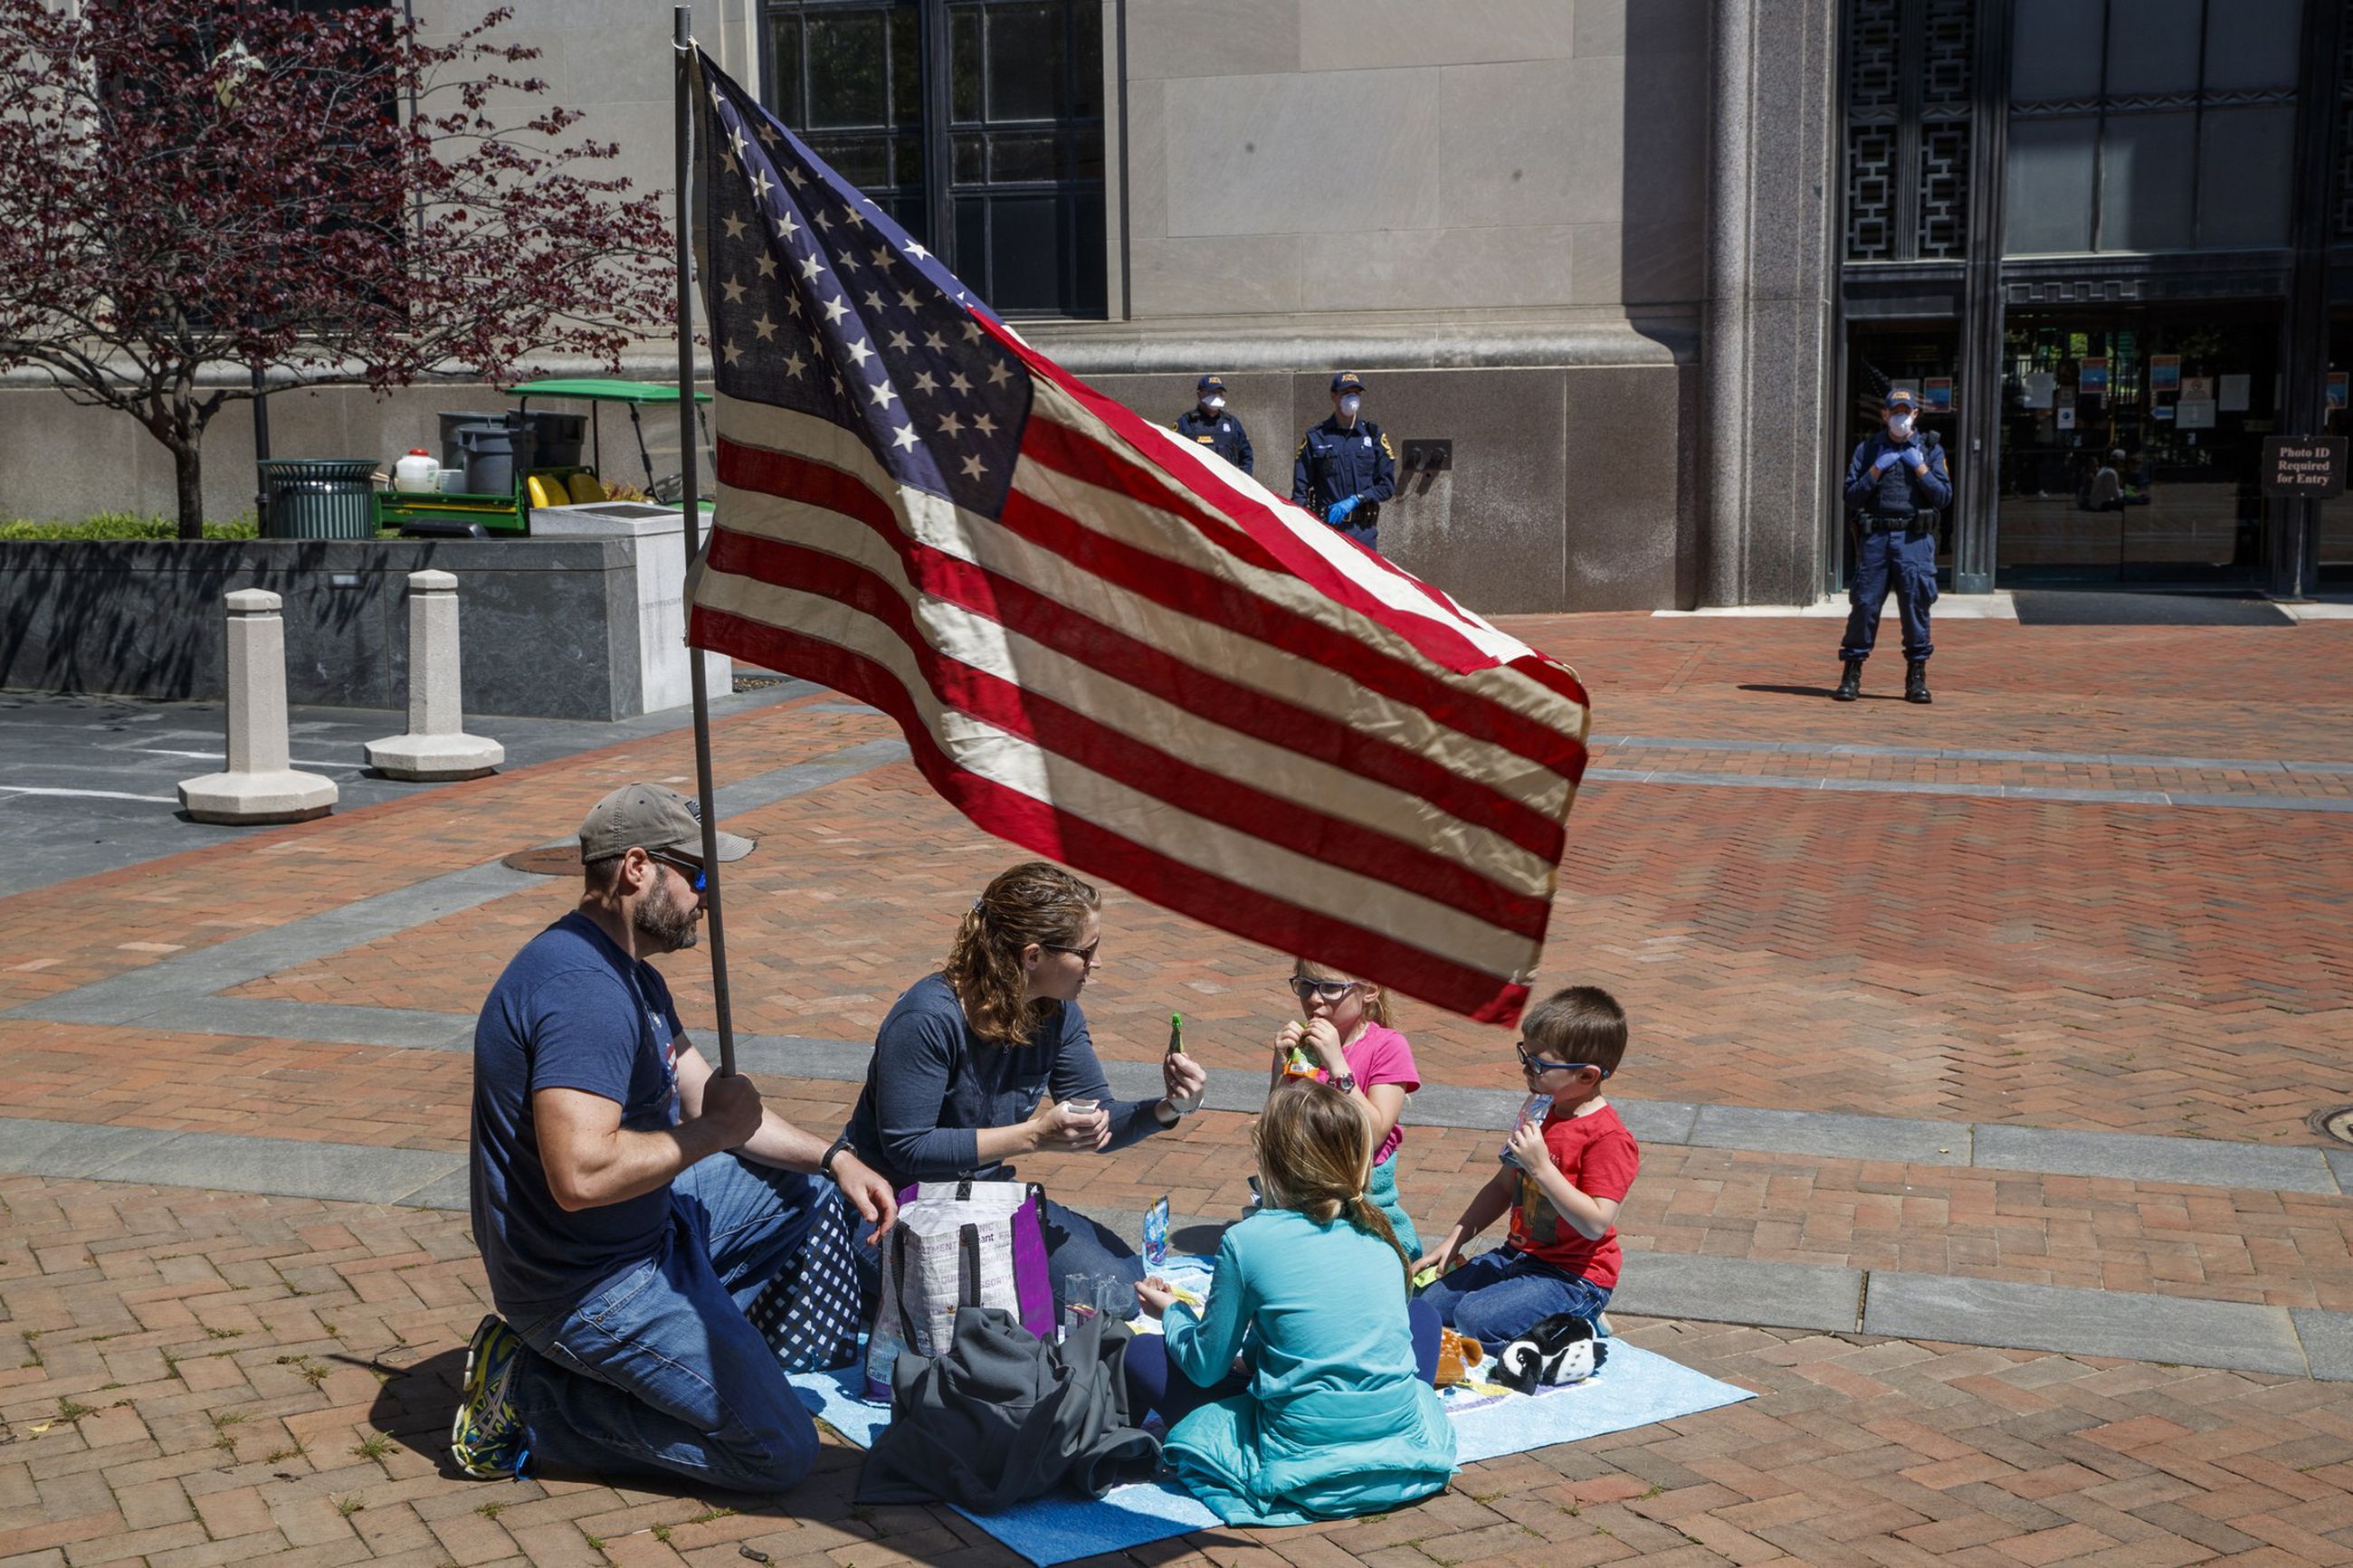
[{"left": 683, "top": 51, "right": 1591, "bottom": 1024}]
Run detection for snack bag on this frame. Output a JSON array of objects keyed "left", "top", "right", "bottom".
[{"left": 1141, "top": 1194, "right": 1170, "bottom": 1269}]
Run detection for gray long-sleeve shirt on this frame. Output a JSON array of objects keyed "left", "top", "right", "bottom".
[{"left": 843, "top": 973, "right": 1164, "bottom": 1188}]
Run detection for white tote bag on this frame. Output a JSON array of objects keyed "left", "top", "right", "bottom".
[{"left": 862, "top": 1178, "right": 1055, "bottom": 1401}]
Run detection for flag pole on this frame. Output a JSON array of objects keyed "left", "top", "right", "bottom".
[{"left": 673, "top": 5, "right": 737, "bottom": 1079}]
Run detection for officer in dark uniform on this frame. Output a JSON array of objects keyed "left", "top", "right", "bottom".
[
  {"left": 1174, "top": 375, "right": 1253, "bottom": 475},
  {"left": 1836, "top": 387, "right": 1951, "bottom": 705},
  {"left": 1292, "top": 371, "right": 1396, "bottom": 549}
]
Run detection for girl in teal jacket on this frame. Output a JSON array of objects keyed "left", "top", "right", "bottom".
[{"left": 1129, "top": 1079, "right": 1456, "bottom": 1525}]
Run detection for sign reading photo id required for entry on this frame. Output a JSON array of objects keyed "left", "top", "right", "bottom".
[{"left": 2262, "top": 435, "right": 2348, "bottom": 498}]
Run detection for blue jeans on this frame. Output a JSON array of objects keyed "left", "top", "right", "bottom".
[
  {"left": 1840, "top": 526, "right": 1937, "bottom": 664},
  {"left": 1416, "top": 1248, "right": 1612, "bottom": 1356},
  {"left": 1042, "top": 1197, "right": 1146, "bottom": 1321},
  {"left": 504, "top": 1155, "right": 834, "bottom": 1493},
  {"left": 1123, "top": 1298, "right": 1442, "bottom": 1427}
]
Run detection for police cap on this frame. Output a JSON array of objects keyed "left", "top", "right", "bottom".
[
  {"left": 1330, "top": 371, "right": 1365, "bottom": 394},
  {"left": 1883, "top": 386, "right": 1920, "bottom": 413},
  {"left": 1197, "top": 374, "right": 1226, "bottom": 394}
]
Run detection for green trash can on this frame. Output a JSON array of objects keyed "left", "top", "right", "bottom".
[{"left": 258, "top": 459, "right": 379, "bottom": 539}]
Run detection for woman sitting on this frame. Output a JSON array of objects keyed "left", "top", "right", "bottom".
[
  {"left": 1127, "top": 1079, "right": 1455, "bottom": 1525},
  {"left": 838, "top": 860, "right": 1208, "bottom": 1316}
]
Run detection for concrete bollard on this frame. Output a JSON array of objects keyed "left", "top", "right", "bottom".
[
  {"left": 366, "top": 570, "right": 505, "bottom": 781},
  {"left": 177, "top": 589, "right": 339, "bottom": 824}
]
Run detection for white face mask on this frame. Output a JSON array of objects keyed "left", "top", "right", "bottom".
[
  {"left": 1886, "top": 413, "right": 1914, "bottom": 440},
  {"left": 1339, "top": 394, "right": 1362, "bottom": 418},
  {"left": 1204, "top": 394, "right": 1225, "bottom": 413}
]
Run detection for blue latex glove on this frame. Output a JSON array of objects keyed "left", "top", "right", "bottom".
[
  {"left": 1326, "top": 494, "right": 1360, "bottom": 524},
  {"left": 1872, "top": 450, "right": 1902, "bottom": 473}
]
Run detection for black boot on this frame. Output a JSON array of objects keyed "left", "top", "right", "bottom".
[
  {"left": 1834, "top": 663, "right": 1862, "bottom": 702},
  {"left": 1905, "top": 660, "right": 1931, "bottom": 704}
]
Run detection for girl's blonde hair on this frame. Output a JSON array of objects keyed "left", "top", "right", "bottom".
[
  {"left": 1253, "top": 1079, "right": 1411, "bottom": 1283},
  {"left": 945, "top": 861, "right": 1100, "bottom": 1045},
  {"left": 1294, "top": 957, "right": 1393, "bottom": 1028}
]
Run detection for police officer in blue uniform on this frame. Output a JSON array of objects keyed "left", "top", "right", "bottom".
[
  {"left": 1174, "top": 375, "right": 1253, "bottom": 474},
  {"left": 1836, "top": 387, "right": 1950, "bottom": 705},
  {"left": 1292, "top": 371, "right": 1396, "bottom": 549}
]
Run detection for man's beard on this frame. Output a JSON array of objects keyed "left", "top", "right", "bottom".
[{"left": 634, "top": 878, "right": 700, "bottom": 951}]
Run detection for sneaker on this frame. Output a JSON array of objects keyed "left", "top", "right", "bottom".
[{"left": 450, "top": 1315, "right": 526, "bottom": 1478}]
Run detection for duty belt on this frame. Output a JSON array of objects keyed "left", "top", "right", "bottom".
[{"left": 1858, "top": 512, "right": 1931, "bottom": 534}]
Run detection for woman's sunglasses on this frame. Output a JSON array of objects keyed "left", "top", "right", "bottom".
[{"left": 1288, "top": 976, "right": 1360, "bottom": 1004}]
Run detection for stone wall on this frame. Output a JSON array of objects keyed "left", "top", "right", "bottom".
[
  {"left": 1117, "top": 0, "right": 1710, "bottom": 318},
  {"left": 0, "top": 538, "right": 654, "bottom": 720},
  {"left": 1080, "top": 356, "right": 1694, "bottom": 613}
]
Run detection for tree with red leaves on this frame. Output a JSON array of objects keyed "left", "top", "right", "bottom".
[{"left": 0, "top": 0, "right": 673, "bottom": 537}]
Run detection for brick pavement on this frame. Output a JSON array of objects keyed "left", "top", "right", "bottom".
[
  {"left": 7, "top": 613, "right": 2353, "bottom": 1566},
  {"left": 0, "top": 700, "right": 900, "bottom": 1015},
  {"left": 10, "top": 1040, "right": 2353, "bottom": 1320},
  {"left": 215, "top": 749, "right": 2353, "bottom": 1145},
  {"left": 11, "top": 1177, "right": 2353, "bottom": 1568},
  {"left": 1532, "top": 616, "right": 2353, "bottom": 762}
]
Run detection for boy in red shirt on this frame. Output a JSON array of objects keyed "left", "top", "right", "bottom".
[{"left": 1414, "top": 986, "right": 1639, "bottom": 1354}]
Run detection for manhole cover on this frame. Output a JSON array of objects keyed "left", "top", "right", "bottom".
[
  {"left": 502, "top": 844, "right": 581, "bottom": 877},
  {"left": 2309, "top": 1105, "right": 2353, "bottom": 1145}
]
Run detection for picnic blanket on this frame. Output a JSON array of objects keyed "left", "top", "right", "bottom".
[{"left": 786, "top": 1256, "right": 1754, "bottom": 1566}]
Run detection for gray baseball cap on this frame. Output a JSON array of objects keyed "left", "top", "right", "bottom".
[{"left": 578, "top": 784, "right": 754, "bottom": 864}]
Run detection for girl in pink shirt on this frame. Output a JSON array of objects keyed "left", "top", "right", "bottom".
[{"left": 1270, "top": 960, "right": 1424, "bottom": 1255}]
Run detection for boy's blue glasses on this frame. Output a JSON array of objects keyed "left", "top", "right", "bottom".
[
  {"left": 650, "top": 851, "right": 708, "bottom": 892},
  {"left": 1517, "top": 1045, "right": 1605, "bottom": 1078}
]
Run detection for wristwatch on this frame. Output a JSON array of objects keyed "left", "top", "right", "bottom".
[
  {"left": 819, "top": 1134, "right": 853, "bottom": 1180},
  {"left": 1329, "top": 1072, "right": 1358, "bottom": 1095}
]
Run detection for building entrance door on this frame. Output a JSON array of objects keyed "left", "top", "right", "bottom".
[
  {"left": 1995, "top": 305, "right": 2278, "bottom": 584},
  {"left": 2318, "top": 313, "right": 2353, "bottom": 586},
  {"left": 1839, "top": 325, "right": 1961, "bottom": 591}
]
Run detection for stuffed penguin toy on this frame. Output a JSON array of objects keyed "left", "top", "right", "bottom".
[{"left": 1493, "top": 1312, "right": 1607, "bottom": 1393}]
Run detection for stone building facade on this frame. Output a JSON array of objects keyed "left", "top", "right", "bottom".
[{"left": 0, "top": 0, "right": 1851, "bottom": 613}]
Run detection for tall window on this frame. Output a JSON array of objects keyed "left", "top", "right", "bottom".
[
  {"left": 762, "top": 4, "right": 927, "bottom": 238},
  {"left": 2004, "top": 0, "right": 2302, "bottom": 255},
  {"left": 762, "top": 0, "right": 1105, "bottom": 318},
  {"left": 1843, "top": 0, "right": 1976, "bottom": 263}
]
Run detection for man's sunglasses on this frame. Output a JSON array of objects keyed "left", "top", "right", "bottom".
[
  {"left": 1041, "top": 938, "right": 1100, "bottom": 964},
  {"left": 1288, "top": 976, "right": 1360, "bottom": 1004},
  {"left": 649, "top": 851, "right": 708, "bottom": 892}
]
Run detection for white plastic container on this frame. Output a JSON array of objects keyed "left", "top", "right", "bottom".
[{"left": 393, "top": 449, "right": 440, "bottom": 493}]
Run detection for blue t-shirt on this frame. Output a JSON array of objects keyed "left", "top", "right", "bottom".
[
  {"left": 843, "top": 972, "right": 1162, "bottom": 1188},
  {"left": 470, "top": 912, "right": 685, "bottom": 1313}
]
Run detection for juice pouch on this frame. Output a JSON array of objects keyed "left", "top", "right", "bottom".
[
  {"left": 1142, "top": 1195, "right": 1171, "bottom": 1269},
  {"left": 1167, "top": 1012, "right": 1185, "bottom": 1054}
]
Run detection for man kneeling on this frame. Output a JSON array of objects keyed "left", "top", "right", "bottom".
[{"left": 451, "top": 784, "right": 895, "bottom": 1489}]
